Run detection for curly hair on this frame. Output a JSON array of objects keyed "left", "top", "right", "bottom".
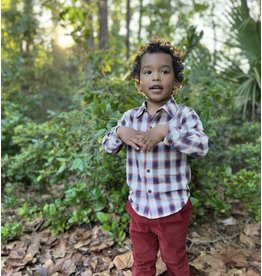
[{"left": 130, "top": 38, "right": 185, "bottom": 84}]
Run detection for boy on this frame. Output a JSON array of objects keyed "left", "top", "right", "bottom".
[{"left": 102, "top": 38, "right": 208, "bottom": 276}]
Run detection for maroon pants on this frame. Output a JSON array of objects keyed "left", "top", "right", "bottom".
[{"left": 125, "top": 200, "right": 192, "bottom": 276}]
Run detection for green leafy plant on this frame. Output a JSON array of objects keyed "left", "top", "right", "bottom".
[
  {"left": 1, "top": 222, "right": 23, "bottom": 244},
  {"left": 97, "top": 211, "right": 129, "bottom": 245},
  {"left": 224, "top": 168, "right": 260, "bottom": 221}
]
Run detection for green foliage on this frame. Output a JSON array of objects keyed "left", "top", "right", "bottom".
[
  {"left": 224, "top": 168, "right": 260, "bottom": 221},
  {"left": 2, "top": 0, "right": 260, "bottom": 245},
  {"left": 1, "top": 100, "right": 31, "bottom": 156},
  {"left": 1, "top": 222, "right": 23, "bottom": 243},
  {"left": 219, "top": 0, "right": 261, "bottom": 120},
  {"left": 2, "top": 75, "right": 137, "bottom": 242},
  {"left": 2, "top": 182, "right": 21, "bottom": 208},
  {"left": 97, "top": 212, "right": 129, "bottom": 245}
]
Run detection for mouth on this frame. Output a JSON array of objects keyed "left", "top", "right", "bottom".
[{"left": 149, "top": 84, "right": 163, "bottom": 91}]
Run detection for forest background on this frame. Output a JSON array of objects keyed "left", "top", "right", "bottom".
[{"left": 1, "top": 0, "right": 261, "bottom": 250}]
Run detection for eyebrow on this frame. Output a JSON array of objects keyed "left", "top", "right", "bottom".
[{"left": 141, "top": 65, "right": 171, "bottom": 70}]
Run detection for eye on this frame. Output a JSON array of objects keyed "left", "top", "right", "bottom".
[
  {"left": 143, "top": 70, "right": 152, "bottom": 75},
  {"left": 161, "top": 70, "right": 170, "bottom": 74}
]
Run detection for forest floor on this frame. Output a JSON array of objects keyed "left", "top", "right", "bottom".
[{"left": 2, "top": 202, "right": 261, "bottom": 276}]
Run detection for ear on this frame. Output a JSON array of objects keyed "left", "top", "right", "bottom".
[
  {"left": 172, "top": 81, "right": 181, "bottom": 96},
  {"left": 173, "top": 81, "right": 180, "bottom": 91},
  {"left": 136, "top": 81, "right": 142, "bottom": 92}
]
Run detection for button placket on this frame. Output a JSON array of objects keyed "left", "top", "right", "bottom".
[{"left": 146, "top": 167, "right": 152, "bottom": 194}]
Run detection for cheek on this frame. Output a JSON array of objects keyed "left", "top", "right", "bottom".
[{"left": 138, "top": 79, "right": 147, "bottom": 89}]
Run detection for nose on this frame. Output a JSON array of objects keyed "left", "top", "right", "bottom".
[{"left": 152, "top": 72, "right": 160, "bottom": 81}]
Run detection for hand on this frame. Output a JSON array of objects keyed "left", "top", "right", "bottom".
[
  {"left": 139, "top": 125, "right": 169, "bottom": 152},
  {"left": 117, "top": 126, "right": 145, "bottom": 150}
]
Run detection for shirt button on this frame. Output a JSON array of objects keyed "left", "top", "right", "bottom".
[
  {"left": 168, "top": 139, "right": 173, "bottom": 144},
  {"left": 147, "top": 169, "right": 151, "bottom": 173},
  {"left": 148, "top": 190, "right": 152, "bottom": 193},
  {"left": 116, "top": 140, "right": 119, "bottom": 143}
]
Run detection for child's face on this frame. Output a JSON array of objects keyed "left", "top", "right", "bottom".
[{"left": 138, "top": 52, "right": 177, "bottom": 106}]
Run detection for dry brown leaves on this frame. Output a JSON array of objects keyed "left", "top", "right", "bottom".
[
  {"left": 1, "top": 216, "right": 261, "bottom": 276},
  {"left": 188, "top": 219, "right": 261, "bottom": 275},
  {"left": 1, "top": 224, "right": 132, "bottom": 276}
]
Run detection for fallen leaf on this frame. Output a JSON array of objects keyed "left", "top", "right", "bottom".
[
  {"left": 240, "top": 233, "right": 254, "bottom": 245},
  {"left": 3, "top": 257, "right": 27, "bottom": 269},
  {"left": 246, "top": 269, "right": 261, "bottom": 276},
  {"left": 224, "top": 268, "right": 246, "bottom": 275},
  {"left": 250, "top": 250, "right": 261, "bottom": 262},
  {"left": 81, "top": 269, "right": 92, "bottom": 276},
  {"left": 27, "top": 237, "right": 40, "bottom": 257},
  {"left": 190, "top": 253, "right": 224, "bottom": 272},
  {"left": 93, "top": 272, "right": 110, "bottom": 276},
  {"left": 90, "top": 259, "right": 98, "bottom": 271},
  {"left": 69, "top": 229, "right": 92, "bottom": 245},
  {"left": 50, "top": 259, "right": 76, "bottom": 275},
  {"left": 43, "top": 258, "right": 55, "bottom": 269},
  {"left": 244, "top": 224, "right": 260, "bottom": 237},
  {"left": 52, "top": 239, "right": 67, "bottom": 258},
  {"left": 1, "top": 267, "right": 14, "bottom": 275},
  {"left": 243, "top": 224, "right": 260, "bottom": 244},
  {"left": 113, "top": 251, "right": 133, "bottom": 270},
  {"left": 39, "top": 251, "right": 52, "bottom": 264},
  {"left": 24, "top": 218, "right": 45, "bottom": 233},
  {"left": 69, "top": 251, "right": 84, "bottom": 264},
  {"left": 73, "top": 238, "right": 92, "bottom": 249},
  {"left": 23, "top": 253, "right": 34, "bottom": 264},
  {"left": 221, "top": 217, "right": 237, "bottom": 226},
  {"left": 89, "top": 240, "right": 114, "bottom": 252},
  {"left": 97, "top": 257, "right": 112, "bottom": 272},
  {"left": 217, "top": 244, "right": 248, "bottom": 268},
  {"left": 36, "top": 266, "right": 49, "bottom": 276}
]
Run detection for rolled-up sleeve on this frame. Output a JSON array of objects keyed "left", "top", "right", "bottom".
[
  {"left": 102, "top": 112, "right": 127, "bottom": 154},
  {"left": 163, "top": 107, "right": 209, "bottom": 157}
]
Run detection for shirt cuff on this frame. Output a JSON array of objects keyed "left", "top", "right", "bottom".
[
  {"left": 163, "top": 125, "right": 180, "bottom": 147},
  {"left": 112, "top": 126, "right": 123, "bottom": 146}
]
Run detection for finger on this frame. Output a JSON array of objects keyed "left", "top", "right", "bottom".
[
  {"left": 140, "top": 140, "right": 148, "bottom": 152},
  {"left": 135, "top": 133, "right": 146, "bottom": 141},
  {"left": 128, "top": 141, "right": 140, "bottom": 151},
  {"left": 147, "top": 144, "right": 153, "bottom": 152},
  {"left": 144, "top": 140, "right": 153, "bottom": 152},
  {"left": 135, "top": 130, "right": 146, "bottom": 135},
  {"left": 132, "top": 137, "right": 145, "bottom": 148},
  {"left": 134, "top": 137, "right": 144, "bottom": 148}
]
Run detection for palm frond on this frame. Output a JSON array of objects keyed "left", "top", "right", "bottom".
[{"left": 219, "top": 0, "right": 260, "bottom": 120}]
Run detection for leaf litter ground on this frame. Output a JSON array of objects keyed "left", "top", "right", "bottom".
[{"left": 2, "top": 208, "right": 260, "bottom": 276}]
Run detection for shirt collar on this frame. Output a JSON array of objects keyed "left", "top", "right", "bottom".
[{"left": 135, "top": 97, "right": 178, "bottom": 118}]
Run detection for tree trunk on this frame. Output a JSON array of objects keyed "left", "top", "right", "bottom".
[
  {"left": 126, "top": 0, "right": 131, "bottom": 59},
  {"left": 98, "top": 0, "right": 109, "bottom": 49},
  {"left": 22, "top": 0, "right": 35, "bottom": 92},
  {"left": 23, "top": 0, "right": 34, "bottom": 57},
  {"left": 138, "top": 0, "right": 143, "bottom": 42},
  {"left": 83, "top": 0, "right": 95, "bottom": 50},
  {"left": 210, "top": 2, "right": 217, "bottom": 66}
]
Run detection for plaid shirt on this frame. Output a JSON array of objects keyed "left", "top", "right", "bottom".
[{"left": 102, "top": 97, "right": 208, "bottom": 219}]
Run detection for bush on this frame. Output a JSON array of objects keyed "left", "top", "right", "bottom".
[
  {"left": 1, "top": 77, "right": 141, "bottom": 243},
  {"left": 2, "top": 68, "right": 260, "bottom": 243}
]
